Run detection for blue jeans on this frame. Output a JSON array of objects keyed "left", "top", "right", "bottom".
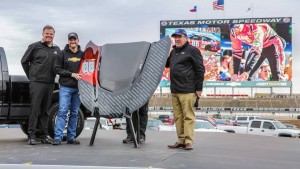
[{"left": 54, "top": 85, "right": 81, "bottom": 141}]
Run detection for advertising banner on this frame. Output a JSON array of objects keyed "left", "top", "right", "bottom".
[{"left": 160, "top": 17, "right": 292, "bottom": 88}]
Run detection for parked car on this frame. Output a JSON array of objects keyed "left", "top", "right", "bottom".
[
  {"left": 196, "top": 116, "right": 217, "bottom": 127},
  {"left": 147, "top": 119, "right": 164, "bottom": 131},
  {"left": 283, "top": 123, "right": 298, "bottom": 129},
  {"left": 218, "top": 118, "right": 300, "bottom": 138},
  {"left": 230, "top": 115, "right": 259, "bottom": 126},
  {"left": 85, "top": 117, "right": 113, "bottom": 130},
  {"left": 158, "top": 114, "right": 173, "bottom": 122},
  {"left": 108, "top": 118, "right": 124, "bottom": 129},
  {"left": 163, "top": 117, "right": 174, "bottom": 125},
  {"left": 159, "top": 119, "right": 226, "bottom": 133},
  {"left": 212, "top": 114, "right": 231, "bottom": 120}
]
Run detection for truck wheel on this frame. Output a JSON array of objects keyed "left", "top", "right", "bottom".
[
  {"left": 48, "top": 103, "right": 85, "bottom": 139},
  {"left": 20, "top": 121, "right": 29, "bottom": 136},
  {"left": 225, "top": 130, "right": 235, "bottom": 133}
]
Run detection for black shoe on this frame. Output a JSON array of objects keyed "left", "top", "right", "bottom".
[
  {"left": 28, "top": 138, "right": 36, "bottom": 145},
  {"left": 62, "top": 135, "right": 67, "bottom": 142},
  {"left": 41, "top": 138, "right": 52, "bottom": 144},
  {"left": 67, "top": 139, "right": 80, "bottom": 144},
  {"left": 122, "top": 134, "right": 133, "bottom": 144},
  {"left": 52, "top": 139, "right": 61, "bottom": 145},
  {"left": 140, "top": 135, "right": 146, "bottom": 144}
]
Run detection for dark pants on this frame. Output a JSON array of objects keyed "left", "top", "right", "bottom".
[
  {"left": 246, "top": 45, "right": 280, "bottom": 80},
  {"left": 28, "top": 81, "right": 54, "bottom": 139},
  {"left": 126, "top": 102, "right": 149, "bottom": 136}
]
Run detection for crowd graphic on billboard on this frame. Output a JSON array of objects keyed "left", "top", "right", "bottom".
[{"left": 160, "top": 17, "right": 292, "bottom": 87}]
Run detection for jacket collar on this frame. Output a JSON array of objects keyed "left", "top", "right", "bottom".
[
  {"left": 64, "top": 44, "right": 81, "bottom": 54},
  {"left": 172, "top": 41, "right": 189, "bottom": 52},
  {"left": 40, "top": 39, "right": 55, "bottom": 47}
]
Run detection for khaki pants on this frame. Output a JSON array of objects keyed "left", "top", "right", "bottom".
[{"left": 171, "top": 93, "right": 196, "bottom": 144}]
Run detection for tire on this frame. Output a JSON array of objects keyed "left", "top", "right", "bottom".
[
  {"left": 225, "top": 130, "right": 235, "bottom": 133},
  {"left": 20, "top": 121, "right": 29, "bottom": 136},
  {"left": 48, "top": 102, "right": 85, "bottom": 139}
]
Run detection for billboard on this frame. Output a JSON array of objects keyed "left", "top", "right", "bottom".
[{"left": 160, "top": 17, "right": 292, "bottom": 88}]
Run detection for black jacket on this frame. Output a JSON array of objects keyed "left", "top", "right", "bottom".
[
  {"left": 166, "top": 42, "right": 205, "bottom": 93},
  {"left": 21, "top": 41, "right": 61, "bottom": 83},
  {"left": 53, "top": 44, "right": 83, "bottom": 88}
]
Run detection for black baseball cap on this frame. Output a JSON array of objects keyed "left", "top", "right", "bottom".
[{"left": 68, "top": 32, "right": 78, "bottom": 39}]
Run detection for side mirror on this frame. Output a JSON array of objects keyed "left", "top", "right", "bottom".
[{"left": 269, "top": 126, "right": 275, "bottom": 130}]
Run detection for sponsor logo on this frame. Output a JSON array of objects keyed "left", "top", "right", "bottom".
[
  {"left": 283, "top": 17, "right": 291, "bottom": 23},
  {"left": 54, "top": 51, "right": 57, "bottom": 54},
  {"left": 161, "top": 21, "right": 168, "bottom": 26},
  {"left": 68, "top": 57, "right": 81, "bottom": 62}
]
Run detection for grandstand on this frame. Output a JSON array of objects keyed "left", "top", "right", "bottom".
[{"left": 149, "top": 93, "right": 300, "bottom": 112}]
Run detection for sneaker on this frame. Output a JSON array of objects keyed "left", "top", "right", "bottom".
[
  {"left": 52, "top": 139, "right": 61, "bottom": 145},
  {"left": 140, "top": 135, "right": 146, "bottom": 144},
  {"left": 67, "top": 139, "right": 80, "bottom": 144},
  {"left": 122, "top": 134, "right": 133, "bottom": 144},
  {"left": 41, "top": 138, "right": 52, "bottom": 144},
  {"left": 28, "top": 138, "right": 36, "bottom": 145}
]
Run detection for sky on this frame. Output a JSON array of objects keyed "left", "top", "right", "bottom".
[{"left": 0, "top": 0, "right": 299, "bottom": 94}]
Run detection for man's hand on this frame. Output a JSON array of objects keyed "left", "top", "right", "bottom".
[
  {"left": 196, "top": 90, "right": 202, "bottom": 98},
  {"left": 71, "top": 73, "right": 81, "bottom": 80}
]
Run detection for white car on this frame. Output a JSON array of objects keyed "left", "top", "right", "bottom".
[
  {"left": 218, "top": 118, "right": 300, "bottom": 138},
  {"left": 85, "top": 117, "right": 113, "bottom": 130},
  {"left": 159, "top": 119, "right": 226, "bottom": 133},
  {"left": 230, "top": 115, "right": 259, "bottom": 126}
]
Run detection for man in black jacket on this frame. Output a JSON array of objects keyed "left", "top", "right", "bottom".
[
  {"left": 52, "top": 32, "right": 83, "bottom": 145},
  {"left": 21, "top": 25, "right": 61, "bottom": 145},
  {"left": 166, "top": 29, "right": 205, "bottom": 150},
  {"left": 122, "top": 101, "right": 149, "bottom": 144}
]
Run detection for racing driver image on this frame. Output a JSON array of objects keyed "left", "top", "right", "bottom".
[{"left": 230, "top": 23, "right": 286, "bottom": 81}]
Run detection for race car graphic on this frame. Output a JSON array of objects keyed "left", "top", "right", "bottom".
[{"left": 189, "top": 33, "right": 220, "bottom": 52}]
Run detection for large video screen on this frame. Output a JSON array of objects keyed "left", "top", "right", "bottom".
[{"left": 160, "top": 17, "right": 292, "bottom": 88}]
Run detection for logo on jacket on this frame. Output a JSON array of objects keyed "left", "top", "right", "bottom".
[
  {"left": 68, "top": 57, "right": 81, "bottom": 62},
  {"left": 181, "top": 52, "right": 185, "bottom": 54},
  {"left": 54, "top": 51, "right": 57, "bottom": 54}
]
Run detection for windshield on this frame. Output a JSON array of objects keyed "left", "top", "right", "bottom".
[
  {"left": 273, "top": 121, "right": 288, "bottom": 129},
  {"left": 195, "top": 121, "right": 215, "bottom": 129},
  {"left": 147, "top": 119, "right": 163, "bottom": 127},
  {"left": 100, "top": 119, "right": 107, "bottom": 125}
]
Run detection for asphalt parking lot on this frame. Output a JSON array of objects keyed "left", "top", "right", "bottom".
[{"left": 0, "top": 128, "right": 299, "bottom": 169}]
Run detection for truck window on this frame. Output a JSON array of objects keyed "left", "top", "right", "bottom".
[
  {"left": 263, "top": 122, "right": 275, "bottom": 129},
  {"left": 231, "top": 116, "right": 236, "bottom": 120},
  {"left": 250, "top": 121, "right": 261, "bottom": 128},
  {"left": 249, "top": 117, "right": 255, "bottom": 120},
  {"left": 237, "top": 117, "right": 247, "bottom": 121}
]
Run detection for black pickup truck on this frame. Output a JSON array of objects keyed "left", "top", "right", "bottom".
[{"left": 0, "top": 47, "right": 90, "bottom": 139}]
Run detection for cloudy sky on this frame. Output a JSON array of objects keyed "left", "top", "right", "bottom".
[{"left": 0, "top": 0, "right": 299, "bottom": 93}]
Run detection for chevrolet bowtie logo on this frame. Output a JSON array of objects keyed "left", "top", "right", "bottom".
[{"left": 68, "top": 57, "right": 81, "bottom": 62}]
